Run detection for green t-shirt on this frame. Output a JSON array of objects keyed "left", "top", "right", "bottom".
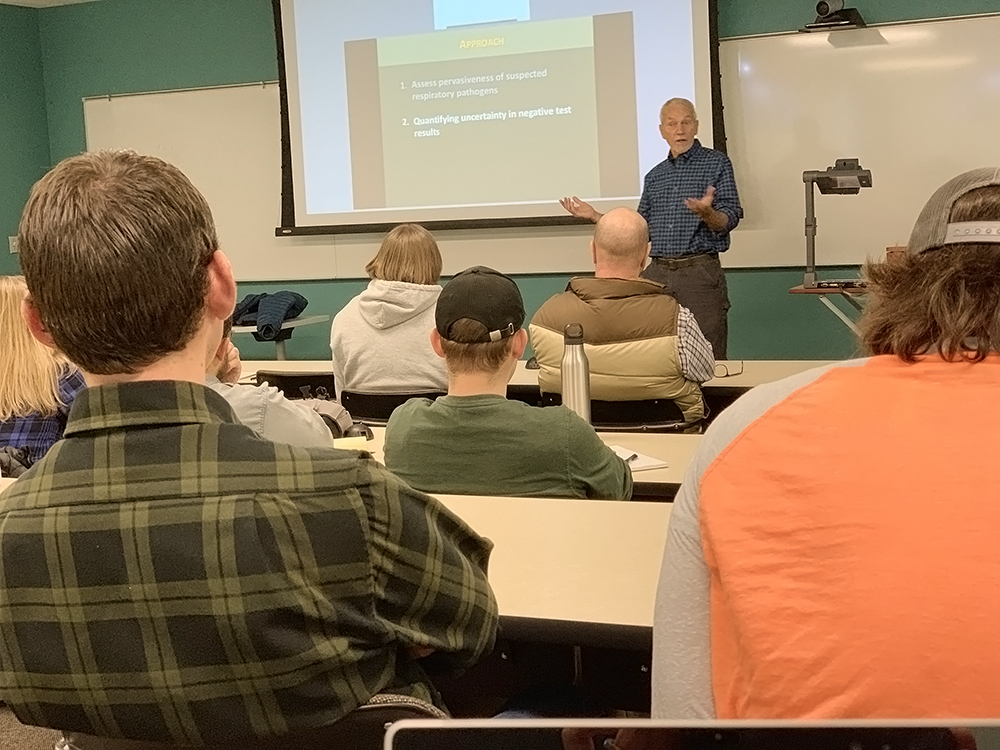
[{"left": 384, "top": 394, "right": 633, "bottom": 500}]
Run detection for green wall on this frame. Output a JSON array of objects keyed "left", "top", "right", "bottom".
[
  {"left": 7, "top": 0, "right": 995, "bottom": 360},
  {"left": 716, "top": 0, "right": 1000, "bottom": 37},
  {"left": 0, "top": 5, "right": 49, "bottom": 276},
  {"left": 39, "top": 0, "right": 278, "bottom": 163}
]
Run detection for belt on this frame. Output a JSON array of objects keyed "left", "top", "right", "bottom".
[{"left": 651, "top": 253, "right": 718, "bottom": 269}]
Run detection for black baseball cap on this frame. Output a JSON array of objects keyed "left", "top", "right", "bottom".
[{"left": 435, "top": 266, "right": 525, "bottom": 343}]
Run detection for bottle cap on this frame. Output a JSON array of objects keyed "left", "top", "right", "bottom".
[{"left": 564, "top": 322, "right": 584, "bottom": 344}]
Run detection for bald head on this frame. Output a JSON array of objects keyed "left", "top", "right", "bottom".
[
  {"left": 592, "top": 208, "right": 650, "bottom": 278},
  {"left": 660, "top": 98, "right": 697, "bottom": 122}
]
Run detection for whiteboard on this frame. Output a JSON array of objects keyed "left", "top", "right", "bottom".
[
  {"left": 84, "top": 83, "right": 595, "bottom": 282},
  {"left": 720, "top": 14, "right": 1000, "bottom": 268}
]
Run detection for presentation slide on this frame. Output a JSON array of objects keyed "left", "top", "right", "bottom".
[{"left": 278, "top": 0, "right": 713, "bottom": 229}]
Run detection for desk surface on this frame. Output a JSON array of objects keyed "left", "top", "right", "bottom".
[
  {"left": 0, "top": 475, "right": 664, "bottom": 643},
  {"left": 703, "top": 359, "right": 835, "bottom": 389},
  {"left": 240, "top": 359, "right": 331, "bottom": 381},
  {"left": 355, "top": 426, "right": 699, "bottom": 491},
  {"left": 241, "top": 358, "right": 837, "bottom": 391},
  {"left": 435, "top": 493, "right": 672, "bottom": 634},
  {"left": 511, "top": 359, "right": 835, "bottom": 390}
]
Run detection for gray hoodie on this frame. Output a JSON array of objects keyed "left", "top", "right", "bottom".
[{"left": 330, "top": 279, "right": 448, "bottom": 398}]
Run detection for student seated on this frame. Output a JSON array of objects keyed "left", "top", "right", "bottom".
[
  {"left": 330, "top": 223, "right": 448, "bottom": 398},
  {"left": 384, "top": 265, "right": 632, "bottom": 500},
  {"left": 0, "top": 150, "right": 498, "bottom": 744},
  {"left": 0, "top": 275, "right": 85, "bottom": 465},
  {"left": 206, "top": 319, "right": 335, "bottom": 448},
  {"left": 529, "top": 208, "right": 714, "bottom": 421},
  {"left": 653, "top": 168, "right": 1000, "bottom": 719}
]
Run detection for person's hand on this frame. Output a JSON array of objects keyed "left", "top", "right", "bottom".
[
  {"left": 406, "top": 645, "right": 435, "bottom": 659},
  {"left": 217, "top": 340, "right": 242, "bottom": 384},
  {"left": 684, "top": 186, "right": 716, "bottom": 218},
  {"left": 559, "top": 196, "right": 602, "bottom": 223}
]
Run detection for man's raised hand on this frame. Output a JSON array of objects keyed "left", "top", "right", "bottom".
[
  {"left": 684, "top": 186, "right": 716, "bottom": 218},
  {"left": 559, "top": 195, "right": 602, "bottom": 223}
]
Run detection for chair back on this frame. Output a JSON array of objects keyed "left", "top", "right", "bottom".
[
  {"left": 255, "top": 370, "right": 337, "bottom": 400},
  {"left": 505, "top": 383, "right": 542, "bottom": 407},
  {"left": 339, "top": 391, "right": 447, "bottom": 424},
  {"left": 58, "top": 694, "right": 447, "bottom": 750},
  {"left": 538, "top": 393, "right": 705, "bottom": 433}
]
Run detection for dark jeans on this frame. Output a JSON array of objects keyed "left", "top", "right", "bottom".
[{"left": 641, "top": 253, "right": 730, "bottom": 359}]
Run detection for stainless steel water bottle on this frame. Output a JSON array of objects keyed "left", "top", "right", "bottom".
[{"left": 561, "top": 322, "right": 590, "bottom": 423}]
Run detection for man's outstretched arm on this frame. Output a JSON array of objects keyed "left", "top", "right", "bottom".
[{"left": 559, "top": 196, "right": 603, "bottom": 223}]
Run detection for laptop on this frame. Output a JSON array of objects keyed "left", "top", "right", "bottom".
[{"left": 386, "top": 719, "right": 993, "bottom": 750}]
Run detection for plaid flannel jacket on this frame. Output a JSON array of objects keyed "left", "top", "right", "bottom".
[
  {"left": 0, "top": 381, "right": 498, "bottom": 744},
  {"left": 0, "top": 369, "right": 86, "bottom": 465},
  {"left": 637, "top": 139, "right": 743, "bottom": 258}
]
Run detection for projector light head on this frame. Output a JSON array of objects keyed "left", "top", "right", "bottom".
[
  {"left": 804, "top": 158, "right": 873, "bottom": 195},
  {"left": 816, "top": 0, "right": 844, "bottom": 17}
]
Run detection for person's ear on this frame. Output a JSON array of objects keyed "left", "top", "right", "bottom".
[
  {"left": 21, "top": 297, "right": 56, "bottom": 349},
  {"left": 658, "top": 121, "right": 669, "bottom": 142},
  {"left": 511, "top": 328, "right": 528, "bottom": 359},
  {"left": 591, "top": 239, "right": 597, "bottom": 266},
  {"left": 206, "top": 249, "right": 237, "bottom": 323},
  {"left": 430, "top": 328, "right": 446, "bottom": 358}
]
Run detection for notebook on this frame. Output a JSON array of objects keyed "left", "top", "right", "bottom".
[{"left": 610, "top": 445, "right": 668, "bottom": 472}]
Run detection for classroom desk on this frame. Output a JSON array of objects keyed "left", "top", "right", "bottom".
[
  {"left": 240, "top": 359, "right": 331, "bottom": 379},
  {"left": 510, "top": 358, "right": 835, "bottom": 390},
  {"left": 0, "top": 473, "right": 665, "bottom": 647},
  {"left": 435, "top": 493, "right": 671, "bottom": 650},
  {"left": 232, "top": 315, "right": 329, "bottom": 360},
  {"left": 355, "top": 427, "right": 700, "bottom": 501},
  {"left": 429, "top": 493, "right": 671, "bottom": 714},
  {"left": 241, "top": 358, "right": 835, "bottom": 389},
  {"left": 510, "top": 358, "right": 836, "bottom": 419}
]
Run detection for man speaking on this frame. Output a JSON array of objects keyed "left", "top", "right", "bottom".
[{"left": 561, "top": 98, "right": 742, "bottom": 358}]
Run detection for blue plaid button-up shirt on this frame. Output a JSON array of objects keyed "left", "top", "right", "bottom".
[
  {"left": 0, "top": 369, "right": 86, "bottom": 465},
  {"left": 637, "top": 139, "right": 743, "bottom": 258}
]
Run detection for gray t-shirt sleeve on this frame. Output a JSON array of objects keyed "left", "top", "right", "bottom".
[{"left": 652, "top": 359, "right": 869, "bottom": 718}]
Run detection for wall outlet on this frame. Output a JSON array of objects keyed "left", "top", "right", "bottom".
[{"left": 8, "top": 236, "right": 17, "bottom": 254}]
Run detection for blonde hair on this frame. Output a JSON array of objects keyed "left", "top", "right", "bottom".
[
  {"left": 0, "top": 276, "right": 71, "bottom": 419},
  {"left": 366, "top": 224, "right": 442, "bottom": 285}
]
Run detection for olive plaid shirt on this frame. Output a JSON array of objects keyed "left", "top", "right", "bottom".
[{"left": 0, "top": 381, "right": 497, "bottom": 744}]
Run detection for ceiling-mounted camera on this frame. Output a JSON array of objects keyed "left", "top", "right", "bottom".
[{"left": 801, "top": 0, "right": 866, "bottom": 31}]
